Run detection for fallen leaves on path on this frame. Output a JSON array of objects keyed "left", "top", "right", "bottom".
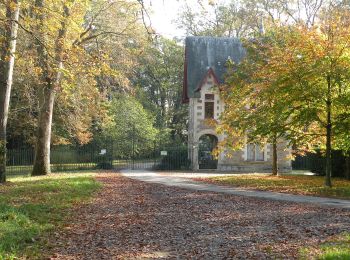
[{"left": 50, "top": 173, "right": 350, "bottom": 259}]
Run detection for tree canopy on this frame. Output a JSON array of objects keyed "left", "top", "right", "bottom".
[
  {"left": 219, "top": 6, "right": 350, "bottom": 185},
  {"left": 1, "top": 0, "right": 350, "bottom": 184}
]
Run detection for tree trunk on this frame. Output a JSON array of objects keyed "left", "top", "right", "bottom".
[
  {"left": 324, "top": 117, "right": 332, "bottom": 187},
  {"left": 0, "top": 0, "right": 20, "bottom": 183},
  {"left": 159, "top": 88, "right": 167, "bottom": 128},
  {"left": 32, "top": 86, "right": 55, "bottom": 175},
  {"left": 272, "top": 136, "right": 278, "bottom": 176},
  {"left": 345, "top": 154, "right": 350, "bottom": 181},
  {"left": 324, "top": 76, "right": 332, "bottom": 187},
  {"left": 31, "top": 1, "right": 68, "bottom": 176}
]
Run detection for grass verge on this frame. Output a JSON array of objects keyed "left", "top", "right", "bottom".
[
  {"left": 199, "top": 174, "right": 350, "bottom": 199},
  {"left": 0, "top": 171, "right": 101, "bottom": 259},
  {"left": 301, "top": 233, "right": 350, "bottom": 259}
]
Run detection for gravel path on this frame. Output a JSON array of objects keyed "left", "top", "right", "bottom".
[
  {"left": 121, "top": 170, "right": 350, "bottom": 209},
  {"left": 51, "top": 173, "right": 350, "bottom": 259}
]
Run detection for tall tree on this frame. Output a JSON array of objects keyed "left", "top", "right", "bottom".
[
  {"left": 31, "top": 0, "right": 72, "bottom": 175},
  {"left": 133, "top": 37, "right": 187, "bottom": 143},
  {"left": 28, "top": 0, "right": 148, "bottom": 175},
  {"left": 99, "top": 94, "right": 158, "bottom": 157},
  {"left": 177, "top": 0, "right": 261, "bottom": 37},
  {"left": 222, "top": 7, "right": 350, "bottom": 186},
  {"left": 272, "top": 11, "right": 350, "bottom": 187},
  {"left": 219, "top": 35, "right": 290, "bottom": 176},
  {"left": 0, "top": 0, "right": 20, "bottom": 182},
  {"left": 177, "top": 0, "right": 334, "bottom": 38}
]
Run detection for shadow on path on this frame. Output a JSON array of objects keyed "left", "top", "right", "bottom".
[{"left": 121, "top": 170, "right": 350, "bottom": 209}]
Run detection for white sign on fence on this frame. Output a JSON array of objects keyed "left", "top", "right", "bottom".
[{"left": 160, "top": 151, "right": 167, "bottom": 156}]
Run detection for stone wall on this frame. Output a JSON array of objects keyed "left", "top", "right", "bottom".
[{"left": 187, "top": 74, "right": 292, "bottom": 172}]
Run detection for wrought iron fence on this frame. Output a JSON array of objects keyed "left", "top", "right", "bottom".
[
  {"left": 292, "top": 150, "right": 347, "bottom": 177},
  {"left": 6, "top": 141, "right": 190, "bottom": 175}
]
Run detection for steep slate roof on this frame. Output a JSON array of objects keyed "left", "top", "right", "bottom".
[{"left": 182, "top": 36, "right": 245, "bottom": 103}]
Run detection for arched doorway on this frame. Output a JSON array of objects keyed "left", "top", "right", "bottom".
[{"left": 198, "top": 134, "right": 218, "bottom": 169}]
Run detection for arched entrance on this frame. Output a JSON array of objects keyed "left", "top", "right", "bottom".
[{"left": 198, "top": 134, "right": 218, "bottom": 169}]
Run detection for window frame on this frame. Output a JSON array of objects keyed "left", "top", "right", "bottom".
[
  {"left": 246, "top": 143, "right": 265, "bottom": 162},
  {"left": 204, "top": 101, "right": 214, "bottom": 119},
  {"left": 205, "top": 94, "right": 215, "bottom": 100},
  {"left": 204, "top": 93, "right": 215, "bottom": 119}
]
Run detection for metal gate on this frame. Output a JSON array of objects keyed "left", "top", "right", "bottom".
[
  {"left": 6, "top": 139, "right": 190, "bottom": 176},
  {"left": 87, "top": 139, "right": 190, "bottom": 171},
  {"left": 198, "top": 134, "right": 218, "bottom": 169}
]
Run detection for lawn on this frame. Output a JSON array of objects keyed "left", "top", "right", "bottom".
[
  {"left": 6, "top": 159, "right": 157, "bottom": 175},
  {"left": 197, "top": 174, "right": 350, "bottom": 199},
  {"left": 0, "top": 171, "right": 101, "bottom": 259},
  {"left": 6, "top": 163, "right": 99, "bottom": 175},
  {"left": 302, "top": 233, "right": 350, "bottom": 259}
]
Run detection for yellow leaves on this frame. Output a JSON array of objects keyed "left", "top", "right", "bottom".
[
  {"left": 209, "top": 174, "right": 350, "bottom": 199},
  {"left": 7, "top": 1, "right": 17, "bottom": 12},
  {"left": 74, "top": 129, "right": 93, "bottom": 145}
]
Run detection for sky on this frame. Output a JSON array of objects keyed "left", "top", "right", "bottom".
[
  {"left": 145, "top": 0, "right": 226, "bottom": 39},
  {"left": 145, "top": 0, "right": 188, "bottom": 39}
]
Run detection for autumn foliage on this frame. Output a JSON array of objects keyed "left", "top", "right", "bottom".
[{"left": 219, "top": 8, "right": 350, "bottom": 186}]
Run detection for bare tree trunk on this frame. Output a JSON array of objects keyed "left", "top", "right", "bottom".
[
  {"left": 0, "top": 0, "right": 20, "bottom": 183},
  {"left": 324, "top": 75, "right": 332, "bottom": 187},
  {"left": 271, "top": 135, "right": 278, "bottom": 176},
  {"left": 345, "top": 154, "right": 350, "bottom": 181},
  {"left": 32, "top": 85, "right": 55, "bottom": 175},
  {"left": 324, "top": 115, "right": 332, "bottom": 187},
  {"left": 32, "top": 1, "right": 68, "bottom": 176},
  {"left": 159, "top": 87, "right": 167, "bottom": 128}
]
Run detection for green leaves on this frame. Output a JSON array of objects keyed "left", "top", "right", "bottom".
[
  {"left": 99, "top": 94, "right": 158, "bottom": 156},
  {"left": 221, "top": 8, "right": 350, "bottom": 180}
]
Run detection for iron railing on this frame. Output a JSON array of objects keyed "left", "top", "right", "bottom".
[{"left": 6, "top": 142, "right": 190, "bottom": 175}]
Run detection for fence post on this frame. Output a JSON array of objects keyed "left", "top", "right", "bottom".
[
  {"left": 132, "top": 124, "right": 135, "bottom": 170},
  {"left": 110, "top": 140, "right": 114, "bottom": 169},
  {"left": 154, "top": 141, "right": 156, "bottom": 167}
]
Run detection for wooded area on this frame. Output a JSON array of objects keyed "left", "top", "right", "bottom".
[
  {"left": 0, "top": 0, "right": 350, "bottom": 188},
  {"left": 0, "top": 0, "right": 186, "bottom": 181},
  {"left": 1, "top": 1, "right": 350, "bottom": 259}
]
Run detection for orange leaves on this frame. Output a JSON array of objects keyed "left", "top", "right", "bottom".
[
  {"left": 221, "top": 8, "right": 350, "bottom": 161},
  {"left": 203, "top": 174, "right": 350, "bottom": 199}
]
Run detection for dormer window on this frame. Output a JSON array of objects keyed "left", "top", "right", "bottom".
[{"left": 205, "top": 94, "right": 215, "bottom": 119}]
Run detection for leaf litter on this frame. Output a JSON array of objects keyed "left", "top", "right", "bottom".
[{"left": 49, "top": 173, "right": 350, "bottom": 259}]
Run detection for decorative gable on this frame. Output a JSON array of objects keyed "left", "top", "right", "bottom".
[
  {"left": 195, "top": 67, "right": 220, "bottom": 93},
  {"left": 182, "top": 36, "right": 245, "bottom": 103}
]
